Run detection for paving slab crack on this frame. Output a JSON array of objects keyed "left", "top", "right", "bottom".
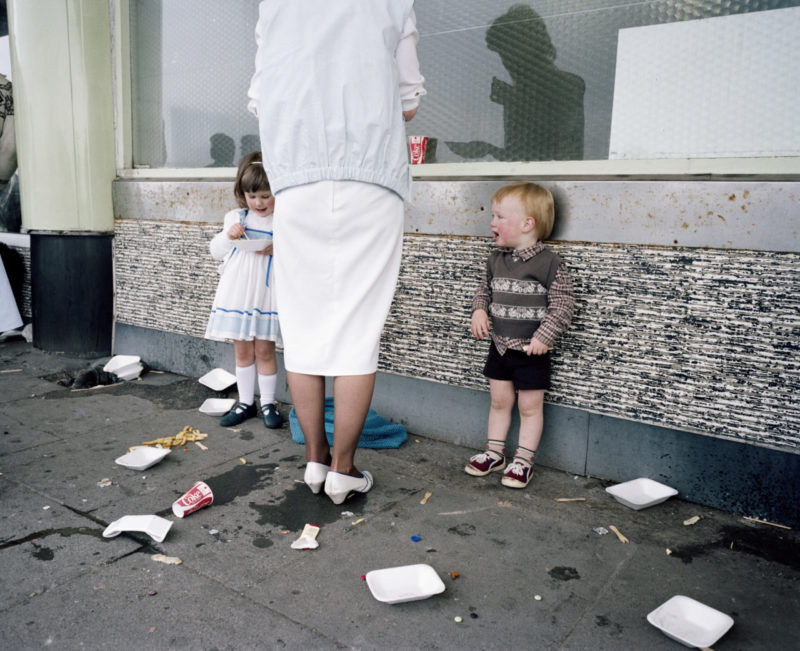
[{"left": 556, "top": 548, "right": 636, "bottom": 649}]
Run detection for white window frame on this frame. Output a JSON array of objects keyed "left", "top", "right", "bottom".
[{"left": 110, "top": 0, "right": 800, "bottom": 182}]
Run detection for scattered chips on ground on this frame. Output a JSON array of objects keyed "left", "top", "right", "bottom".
[
  {"left": 143, "top": 426, "right": 208, "bottom": 449},
  {"left": 420, "top": 491, "right": 433, "bottom": 505},
  {"left": 609, "top": 525, "right": 629, "bottom": 543},
  {"left": 151, "top": 554, "right": 182, "bottom": 565}
]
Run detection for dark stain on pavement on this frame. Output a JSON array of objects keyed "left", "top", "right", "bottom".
[
  {"left": 669, "top": 524, "right": 800, "bottom": 570},
  {"left": 203, "top": 463, "right": 278, "bottom": 505},
  {"left": 248, "top": 484, "right": 353, "bottom": 533},
  {"left": 31, "top": 542, "right": 55, "bottom": 560},
  {"left": 252, "top": 536, "right": 274, "bottom": 549},
  {"left": 448, "top": 523, "right": 476, "bottom": 536},
  {"left": 595, "top": 615, "right": 623, "bottom": 635},
  {"left": 0, "top": 526, "right": 106, "bottom": 552},
  {"left": 549, "top": 566, "right": 580, "bottom": 581}
]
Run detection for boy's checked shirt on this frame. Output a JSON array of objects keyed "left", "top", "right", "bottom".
[{"left": 472, "top": 241, "right": 574, "bottom": 354}]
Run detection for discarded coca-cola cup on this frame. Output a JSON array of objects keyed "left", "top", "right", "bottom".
[
  {"left": 408, "top": 135, "right": 428, "bottom": 164},
  {"left": 172, "top": 481, "right": 214, "bottom": 518}
]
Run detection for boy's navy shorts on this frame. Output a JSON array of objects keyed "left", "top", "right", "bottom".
[{"left": 483, "top": 340, "right": 551, "bottom": 391}]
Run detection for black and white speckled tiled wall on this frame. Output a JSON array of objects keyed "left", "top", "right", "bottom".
[{"left": 114, "top": 218, "right": 799, "bottom": 453}]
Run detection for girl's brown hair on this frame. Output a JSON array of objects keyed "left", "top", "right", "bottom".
[{"left": 233, "top": 151, "right": 271, "bottom": 209}]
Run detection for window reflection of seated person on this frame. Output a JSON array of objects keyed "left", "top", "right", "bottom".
[
  {"left": 447, "top": 5, "right": 585, "bottom": 162},
  {"left": 207, "top": 132, "right": 235, "bottom": 167}
]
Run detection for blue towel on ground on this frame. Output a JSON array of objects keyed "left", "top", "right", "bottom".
[{"left": 289, "top": 397, "right": 407, "bottom": 449}]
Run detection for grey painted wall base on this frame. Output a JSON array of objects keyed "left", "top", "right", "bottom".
[{"left": 114, "top": 323, "right": 799, "bottom": 527}]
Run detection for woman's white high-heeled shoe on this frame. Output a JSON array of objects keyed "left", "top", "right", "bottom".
[
  {"left": 324, "top": 470, "right": 373, "bottom": 504},
  {"left": 303, "top": 461, "right": 331, "bottom": 494}
]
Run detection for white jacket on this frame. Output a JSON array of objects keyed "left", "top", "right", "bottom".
[{"left": 248, "top": 0, "right": 425, "bottom": 201}]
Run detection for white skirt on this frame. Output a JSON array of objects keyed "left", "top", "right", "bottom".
[{"left": 273, "top": 180, "right": 404, "bottom": 375}]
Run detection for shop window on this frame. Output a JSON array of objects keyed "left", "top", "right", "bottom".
[{"left": 129, "top": 0, "right": 800, "bottom": 169}]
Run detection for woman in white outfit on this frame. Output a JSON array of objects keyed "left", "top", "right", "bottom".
[{"left": 248, "top": 0, "right": 425, "bottom": 504}]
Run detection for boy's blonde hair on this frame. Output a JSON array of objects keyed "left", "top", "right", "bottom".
[
  {"left": 492, "top": 182, "right": 555, "bottom": 240},
  {"left": 234, "top": 151, "right": 271, "bottom": 209}
]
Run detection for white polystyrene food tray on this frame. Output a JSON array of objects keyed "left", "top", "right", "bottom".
[
  {"left": 233, "top": 237, "right": 270, "bottom": 251},
  {"left": 115, "top": 362, "right": 144, "bottom": 381},
  {"left": 647, "top": 595, "right": 734, "bottom": 648},
  {"left": 115, "top": 447, "right": 171, "bottom": 471},
  {"left": 199, "top": 397, "right": 236, "bottom": 416},
  {"left": 365, "top": 564, "right": 445, "bottom": 604},
  {"left": 199, "top": 368, "right": 237, "bottom": 391},
  {"left": 605, "top": 477, "right": 678, "bottom": 510},
  {"left": 103, "top": 355, "right": 141, "bottom": 374},
  {"left": 103, "top": 515, "right": 173, "bottom": 543}
]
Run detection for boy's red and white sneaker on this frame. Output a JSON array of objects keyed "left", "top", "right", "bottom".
[
  {"left": 501, "top": 457, "right": 534, "bottom": 488},
  {"left": 464, "top": 449, "right": 506, "bottom": 476}
]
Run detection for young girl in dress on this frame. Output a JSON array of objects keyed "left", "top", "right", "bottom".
[{"left": 205, "top": 152, "right": 282, "bottom": 429}]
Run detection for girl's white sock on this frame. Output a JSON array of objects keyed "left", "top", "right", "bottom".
[
  {"left": 235, "top": 364, "right": 256, "bottom": 405},
  {"left": 258, "top": 372, "right": 277, "bottom": 405}
]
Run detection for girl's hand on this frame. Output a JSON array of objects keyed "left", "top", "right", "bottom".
[
  {"left": 526, "top": 336, "right": 549, "bottom": 356},
  {"left": 471, "top": 309, "right": 490, "bottom": 339},
  {"left": 227, "top": 223, "right": 245, "bottom": 240},
  {"left": 256, "top": 243, "right": 274, "bottom": 256},
  {"left": 403, "top": 107, "right": 418, "bottom": 122}
]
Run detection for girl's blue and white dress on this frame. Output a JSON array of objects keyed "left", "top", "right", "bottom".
[{"left": 205, "top": 208, "right": 281, "bottom": 343}]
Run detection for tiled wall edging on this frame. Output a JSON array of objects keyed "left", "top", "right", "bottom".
[{"left": 114, "top": 218, "right": 799, "bottom": 453}]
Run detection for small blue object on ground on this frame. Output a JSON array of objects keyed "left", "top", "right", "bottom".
[{"left": 290, "top": 397, "right": 407, "bottom": 448}]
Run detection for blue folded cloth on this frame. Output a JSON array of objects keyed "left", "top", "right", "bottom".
[{"left": 289, "top": 397, "right": 407, "bottom": 449}]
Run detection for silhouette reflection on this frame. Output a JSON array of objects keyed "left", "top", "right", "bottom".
[
  {"left": 447, "top": 5, "right": 585, "bottom": 161},
  {"left": 206, "top": 132, "right": 235, "bottom": 167}
]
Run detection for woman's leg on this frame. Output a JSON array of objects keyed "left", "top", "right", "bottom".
[
  {"left": 287, "top": 371, "right": 330, "bottom": 464},
  {"left": 330, "top": 373, "right": 375, "bottom": 476}
]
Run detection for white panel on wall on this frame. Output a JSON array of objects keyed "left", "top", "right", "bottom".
[{"left": 609, "top": 7, "right": 800, "bottom": 159}]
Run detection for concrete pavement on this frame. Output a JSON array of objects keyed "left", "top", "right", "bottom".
[{"left": 1, "top": 338, "right": 798, "bottom": 649}]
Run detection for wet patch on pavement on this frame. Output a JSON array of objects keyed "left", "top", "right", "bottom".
[
  {"left": 448, "top": 523, "right": 476, "bottom": 536},
  {"left": 248, "top": 484, "right": 359, "bottom": 533},
  {"left": 549, "top": 566, "right": 580, "bottom": 581},
  {"left": 669, "top": 524, "right": 800, "bottom": 570},
  {"left": 203, "top": 463, "right": 278, "bottom": 505}
]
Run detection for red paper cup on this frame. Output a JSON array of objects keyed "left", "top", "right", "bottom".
[
  {"left": 172, "top": 481, "right": 214, "bottom": 518},
  {"left": 409, "top": 135, "right": 428, "bottom": 164}
]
